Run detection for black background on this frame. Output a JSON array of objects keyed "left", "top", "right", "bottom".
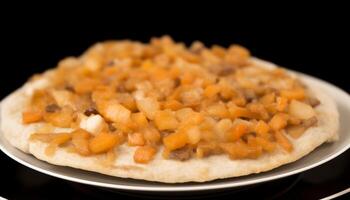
[{"left": 1, "top": 11, "right": 349, "bottom": 199}]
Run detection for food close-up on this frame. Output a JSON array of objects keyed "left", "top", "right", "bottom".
[{"left": 0, "top": 36, "right": 340, "bottom": 183}]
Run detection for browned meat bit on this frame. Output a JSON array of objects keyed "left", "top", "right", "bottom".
[
  {"left": 243, "top": 89, "right": 257, "bottom": 103},
  {"left": 173, "top": 78, "right": 181, "bottom": 88},
  {"left": 108, "top": 123, "right": 117, "bottom": 132},
  {"left": 306, "top": 97, "right": 321, "bottom": 107},
  {"left": 84, "top": 107, "right": 99, "bottom": 116},
  {"left": 45, "top": 104, "right": 61, "bottom": 113},
  {"left": 161, "top": 130, "right": 173, "bottom": 138},
  {"left": 64, "top": 85, "right": 75, "bottom": 92},
  {"left": 169, "top": 146, "right": 193, "bottom": 161},
  {"left": 116, "top": 85, "right": 127, "bottom": 93},
  {"left": 217, "top": 65, "right": 236, "bottom": 76},
  {"left": 106, "top": 60, "right": 115, "bottom": 66}
]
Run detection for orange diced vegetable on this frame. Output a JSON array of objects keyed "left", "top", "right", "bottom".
[
  {"left": 181, "top": 72, "right": 194, "bottom": 85},
  {"left": 72, "top": 129, "right": 91, "bottom": 156},
  {"left": 280, "top": 88, "right": 305, "bottom": 100},
  {"left": 226, "top": 122, "right": 249, "bottom": 141},
  {"left": 43, "top": 106, "right": 74, "bottom": 128},
  {"left": 220, "top": 141, "right": 257, "bottom": 159},
  {"left": 89, "top": 132, "right": 120, "bottom": 154},
  {"left": 228, "top": 103, "right": 258, "bottom": 119},
  {"left": 184, "top": 125, "right": 201, "bottom": 144},
  {"left": 128, "top": 132, "right": 145, "bottom": 146},
  {"left": 254, "top": 120, "right": 270, "bottom": 138},
  {"left": 232, "top": 96, "right": 247, "bottom": 107},
  {"left": 276, "top": 96, "right": 288, "bottom": 112},
  {"left": 74, "top": 78, "right": 99, "bottom": 94},
  {"left": 131, "top": 112, "right": 148, "bottom": 128},
  {"left": 204, "top": 84, "right": 221, "bottom": 98},
  {"left": 154, "top": 110, "right": 179, "bottom": 130},
  {"left": 162, "top": 99, "right": 183, "bottom": 110},
  {"left": 99, "top": 100, "right": 131, "bottom": 124},
  {"left": 248, "top": 136, "right": 275, "bottom": 152},
  {"left": 163, "top": 131, "right": 188, "bottom": 151},
  {"left": 260, "top": 93, "right": 276, "bottom": 105},
  {"left": 22, "top": 111, "right": 43, "bottom": 124},
  {"left": 143, "top": 126, "right": 161, "bottom": 143},
  {"left": 134, "top": 146, "right": 156, "bottom": 164},
  {"left": 206, "top": 103, "right": 230, "bottom": 118},
  {"left": 269, "top": 113, "right": 288, "bottom": 131}
]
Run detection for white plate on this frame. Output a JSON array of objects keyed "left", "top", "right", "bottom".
[{"left": 1, "top": 72, "right": 350, "bottom": 192}]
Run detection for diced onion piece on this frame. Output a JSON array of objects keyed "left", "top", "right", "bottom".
[
  {"left": 79, "top": 114, "right": 105, "bottom": 135},
  {"left": 185, "top": 126, "right": 201, "bottom": 145},
  {"left": 100, "top": 100, "right": 131, "bottom": 124},
  {"left": 135, "top": 97, "right": 160, "bottom": 120},
  {"left": 128, "top": 132, "right": 145, "bottom": 146},
  {"left": 288, "top": 100, "right": 315, "bottom": 120}
]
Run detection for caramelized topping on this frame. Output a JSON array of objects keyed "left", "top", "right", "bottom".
[{"left": 25, "top": 36, "right": 320, "bottom": 164}]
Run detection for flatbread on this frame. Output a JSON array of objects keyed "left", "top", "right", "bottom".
[{"left": 0, "top": 59, "right": 339, "bottom": 183}]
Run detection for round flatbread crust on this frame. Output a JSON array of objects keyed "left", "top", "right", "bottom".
[{"left": 0, "top": 59, "right": 339, "bottom": 183}]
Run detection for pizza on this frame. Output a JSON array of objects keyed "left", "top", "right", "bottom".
[{"left": 0, "top": 36, "right": 339, "bottom": 183}]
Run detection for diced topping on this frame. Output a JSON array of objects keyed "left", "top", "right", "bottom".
[
  {"left": 134, "top": 146, "right": 156, "bottom": 164},
  {"left": 275, "top": 130, "right": 293, "bottom": 152},
  {"left": 43, "top": 106, "right": 74, "bottom": 128},
  {"left": 79, "top": 114, "right": 106, "bottom": 135},
  {"left": 23, "top": 36, "right": 321, "bottom": 163},
  {"left": 163, "top": 131, "right": 188, "bottom": 151},
  {"left": 269, "top": 113, "right": 288, "bottom": 131},
  {"left": 23, "top": 110, "right": 43, "bottom": 124},
  {"left": 135, "top": 96, "right": 160, "bottom": 120},
  {"left": 288, "top": 100, "right": 315, "bottom": 120},
  {"left": 89, "top": 132, "right": 120, "bottom": 154},
  {"left": 98, "top": 100, "right": 131, "bottom": 125},
  {"left": 128, "top": 132, "right": 145, "bottom": 146},
  {"left": 154, "top": 110, "right": 179, "bottom": 131},
  {"left": 169, "top": 145, "right": 193, "bottom": 161},
  {"left": 72, "top": 129, "right": 91, "bottom": 156},
  {"left": 45, "top": 104, "right": 61, "bottom": 113}
]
